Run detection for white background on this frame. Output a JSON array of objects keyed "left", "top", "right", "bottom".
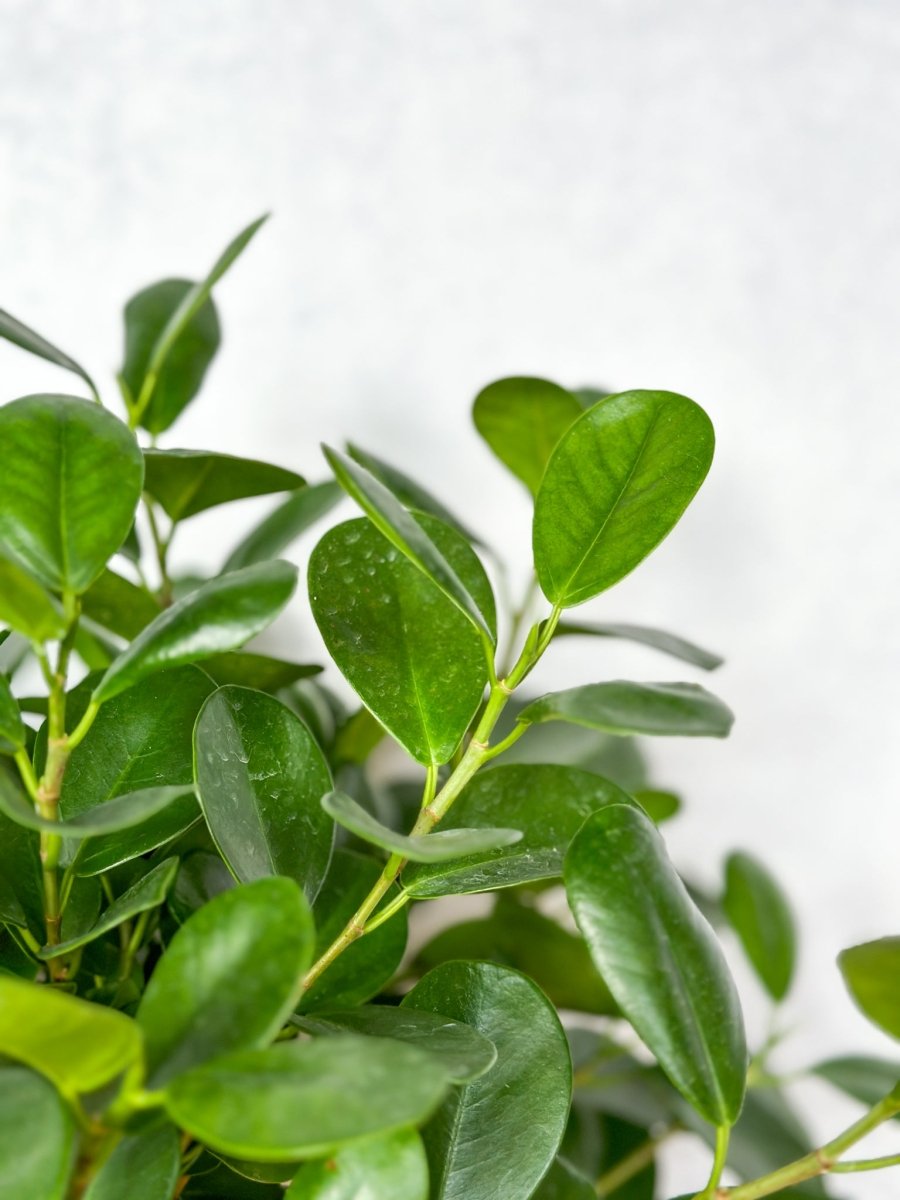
[{"left": 2, "top": 2, "right": 899, "bottom": 1194}]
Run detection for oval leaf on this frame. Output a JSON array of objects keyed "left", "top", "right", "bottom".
[
  {"left": 194, "top": 686, "right": 334, "bottom": 900},
  {"left": 519, "top": 681, "right": 734, "bottom": 738},
  {"left": 143, "top": 449, "right": 305, "bottom": 522},
  {"left": 137, "top": 876, "right": 315, "bottom": 1086},
  {"left": 723, "top": 852, "right": 796, "bottom": 1002},
  {"left": 403, "top": 961, "right": 572, "bottom": 1200},
  {"left": 0, "top": 1066, "right": 76, "bottom": 1200},
  {"left": 286, "top": 1129, "right": 429, "bottom": 1200},
  {"left": 839, "top": 938, "right": 900, "bottom": 1040},
  {"left": 222, "top": 481, "right": 343, "bottom": 573},
  {"left": 564, "top": 805, "right": 747, "bottom": 1125},
  {"left": 93, "top": 561, "right": 297, "bottom": 703},
  {"left": 0, "top": 395, "right": 143, "bottom": 594},
  {"left": 556, "top": 621, "right": 723, "bottom": 671},
  {"left": 84, "top": 1125, "right": 181, "bottom": 1200},
  {"left": 0, "top": 553, "right": 66, "bottom": 641},
  {"left": 533, "top": 390, "right": 714, "bottom": 607},
  {"left": 310, "top": 516, "right": 495, "bottom": 765},
  {"left": 164, "top": 1036, "right": 448, "bottom": 1161},
  {"left": 322, "top": 790, "right": 520, "bottom": 863},
  {"left": 473, "top": 376, "right": 583, "bottom": 494}
]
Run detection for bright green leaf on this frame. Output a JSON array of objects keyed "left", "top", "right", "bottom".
[
  {"left": 723, "top": 852, "right": 796, "bottom": 1001},
  {"left": 519, "top": 681, "right": 734, "bottom": 738},
  {"left": 0, "top": 674, "right": 25, "bottom": 753},
  {"left": 0, "top": 1066, "right": 76, "bottom": 1200},
  {"left": 286, "top": 1129, "right": 429, "bottom": 1200},
  {"left": 0, "top": 553, "right": 66, "bottom": 641},
  {"left": 634, "top": 790, "right": 681, "bottom": 824},
  {"left": 222, "top": 482, "right": 343, "bottom": 573},
  {"left": 84, "top": 1124, "right": 181, "bottom": 1200},
  {"left": 473, "top": 377, "right": 583, "bottom": 495},
  {"left": 144, "top": 449, "right": 305, "bottom": 522},
  {"left": 533, "top": 391, "right": 714, "bottom": 607},
  {"left": 0, "top": 306, "right": 98, "bottom": 400},
  {"left": 839, "top": 938, "right": 900, "bottom": 1040},
  {"left": 556, "top": 621, "right": 723, "bottom": 670}
]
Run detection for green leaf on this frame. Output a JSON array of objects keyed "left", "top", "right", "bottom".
[
  {"left": 181, "top": 1159, "right": 283, "bottom": 1198},
  {"left": 556, "top": 621, "right": 723, "bottom": 670},
  {"left": 222, "top": 482, "right": 343, "bottom": 572},
  {"left": 531, "top": 1157, "right": 596, "bottom": 1200},
  {"left": 405, "top": 763, "right": 634, "bottom": 898},
  {"left": 404, "top": 961, "right": 572, "bottom": 1200},
  {"left": 839, "top": 937, "right": 900, "bottom": 1040},
  {"left": 0, "top": 974, "right": 143, "bottom": 1096},
  {"left": 813, "top": 1055, "right": 900, "bottom": 1110},
  {"left": 83, "top": 1125, "right": 181, "bottom": 1200},
  {"left": 165, "top": 1036, "right": 448, "bottom": 1161},
  {"left": 0, "top": 306, "right": 98, "bottom": 399},
  {"left": 564, "top": 805, "right": 747, "bottom": 1125},
  {"left": 519, "top": 681, "right": 734, "bottom": 738},
  {"left": 81, "top": 568, "right": 160, "bottom": 639},
  {"left": 169, "top": 851, "right": 234, "bottom": 924},
  {"left": 294, "top": 1005, "right": 497, "bottom": 1083},
  {"left": 473, "top": 377, "right": 583, "bottom": 495},
  {"left": 0, "top": 395, "right": 144, "bottom": 594},
  {"left": 0, "top": 1066, "right": 76, "bottom": 1200},
  {"left": 634, "top": 790, "right": 681, "bottom": 824},
  {"left": 533, "top": 390, "right": 715, "bottom": 607},
  {"left": 0, "top": 552, "right": 66, "bottom": 640},
  {"left": 137, "top": 876, "right": 314, "bottom": 1086},
  {"left": 723, "top": 852, "right": 796, "bottom": 1001},
  {"left": 40, "top": 857, "right": 178, "bottom": 959},
  {"left": 93, "top": 561, "right": 297, "bottom": 703},
  {"left": 310, "top": 515, "right": 495, "bottom": 765},
  {"left": 0, "top": 674, "right": 25, "bottom": 753},
  {"left": 0, "top": 804, "right": 44, "bottom": 940},
  {"left": 286, "top": 1129, "right": 428, "bottom": 1200},
  {"left": 144, "top": 449, "right": 305, "bottom": 522},
  {"left": 300, "top": 850, "right": 407, "bottom": 1011},
  {"left": 199, "top": 651, "right": 320, "bottom": 691},
  {"left": 194, "top": 686, "right": 334, "bottom": 899},
  {"left": 323, "top": 446, "right": 494, "bottom": 642},
  {"left": 0, "top": 772, "right": 192, "bottom": 838},
  {"left": 322, "top": 790, "right": 520, "bottom": 863}
]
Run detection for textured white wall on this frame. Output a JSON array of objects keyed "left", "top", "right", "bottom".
[{"left": 2, "top": 2, "right": 899, "bottom": 1193}]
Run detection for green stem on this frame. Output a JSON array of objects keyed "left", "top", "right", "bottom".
[
  {"left": 144, "top": 499, "right": 174, "bottom": 606},
  {"left": 831, "top": 1152, "right": 900, "bottom": 1172},
  {"left": 364, "top": 888, "right": 411, "bottom": 933},
  {"left": 695, "top": 1126, "right": 730, "bottom": 1198}
]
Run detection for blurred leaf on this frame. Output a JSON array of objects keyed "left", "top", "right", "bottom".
[
  {"left": 723, "top": 851, "right": 797, "bottom": 1001},
  {"left": 83, "top": 1124, "right": 181, "bottom": 1200},
  {"left": 473, "top": 376, "right": 582, "bottom": 495},
  {"left": 839, "top": 938, "right": 900, "bottom": 1040},
  {"left": 813, "top": 1055, "right": 900, "bottom": 1111},
  {"left": 0, "top": 1066, "right": 76, "bottom": 1200},
  {"left": 169, "top": 851, "right": 234, "bottom": 924},
  {"left": 143, "top": 449, "right": 304, "bottom": 522},
  {"left": 634, "top": 789, "right": 681, "bottom": 824},
  {"left": 0, "top": 307, "right": 98, "bottom": 398},
  {"left": 0, "top": 673, "right": 25, "bottom": 754},
  {"left": 530, "top": 1157, "right": 596, "bottom": 1199},
  {"left": 0, "top": 552, "right": 66, "bottom": 641},
  {"left": 200, "top": 651, "right": 321, "bottom": 691},
  {"left": 286, "top": 1129, "right": 428, "bottom": 1200},
  {"left": 81, "top": 568, "right": 159, "bottom": 639},
  {"left": 520, "top": 681, "right": 733, "bottom": 738},
  {"left": 556, "top": 621, "right": 722, "bottom": 670},
  {"left": 223, "top": 482, "right": 343, "bottom": 573}
]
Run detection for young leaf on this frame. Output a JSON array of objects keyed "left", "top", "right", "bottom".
[
  {"left": 533, "top": 391, "right": 715, "bottom": 607},
  {"left": 0, "top": 674, "right": 25, "bottom": 754},
  {"left": 473, "top": 377, "right": 583, "bottom": 494},
  {"left": 839, "top": 937, "right": 900, "bottom": 1040},
  {"left": 322, "top": 790, "right": 520, "bottom": 863},
  {"left": 565, "top": 805, "right": 747, "bottom": 1125},
  {"left": 294, "top": 1005, "right": 497, "bottom": 1083},
  {"left": 556, "top": 621, "right": 723, "bottom": 671},
  {"left": 404, "top": 763, "right": 634, "bottom": 898},
  {"left": 137, "top": 876, "right": 314, "bottom": 1086},
  {"left": 164, "top": 1037, "right": 448, "bottom": 1161},
  {"left": 0, "top": 306, "right": 98, "bottom": 399},
  {"left": 0, "top": 553, "right": 66, "bottom": 641},
  {"left": 83, "top": 1125, "right": 181, "bottom": 1200},
  {"left": 0, "top": 975, "right": 143, "bottom": 1097},
  {"left": 0, "top": 773, "right": 193, "bottom": 838},
  {"left": 404, "top": 961, "right": 572, "bottom": 1200},
  {"left": 40, "top": 858, "right": 178, "bottom": 958},
  {"left": 323, "top": 446, "right": 494, "bottom": 642},
  {"left": 309, "top": 516, "right": 495, "bottom": 765},
  {"left": 723, "top": 851, "right": 797, "bottom": 1002},
  {"left": 519, "top": 681, "right": 734, "bottom": 738},
  {"left": 194, "top": 686, "right": 334, "bottom": 900},
  {"left": 813, "top": 1055, "right": 900, "bottom": 1110},
  {"left": 300, "top": 850, "right": 407, "bottom": 1012},
  {"left": 143, "top": 449, "right": 305, "bottom": 522},
  {"left": 285, "top": 1129, "right": 429, "bottom": 1200},
  {"left": 0, "top": 394, "right": 144, "bottom": 594},
  {"left": 222, "top": 481, "right": 343, "bottom": 572},
  {"left": 93, "top": 561, "right": 297, "bottom": 703},
  {"left": 0, "top": 1066, "right": 76, "bottom": 1200}
]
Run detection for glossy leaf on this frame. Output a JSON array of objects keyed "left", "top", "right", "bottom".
[
  {"left": 294, "top": 1004, "right": 497, "bottom": 1083},
  {"left": 839, "top": 937, "right": 900, "bottom": 1040},
  {"left": 222, "top": 481, "right": 343, "bottom": 572},
  {"left": 533, "top": 390, "right": 714, "bottom": 607},
  {"left": 93, "top": 561, "right": 297, "bottom": 703},
  {"left": 0, "top": 552, "right": 66, "bottom": 641},
  {"left": 565, "top": 805, "right": 747, "bottom": 1125},
  {"left": 0, "top": 1066, "right": 76, "bottom": 1200},
  {"left": 723, "top": 851, "right": 797, "bottom": 1001},
  {"left": 0, "top": 805, "right": 44, "bottom": 940},
  {"left": 0, "top": 674, "right": 25, "bottom": 753},
  {"left": 0, "top": 306, "right": 98, "bottom": 399},
  {"left": 81, "top": 568, "right": 159, "bottom": 639},
  {"left": 0, "top": 771, "right": 192, "bottom": 838},
  {"left": 165, "top": 1036, "right": 448, "bottom": 1161},
  {"left": 323, "top": 446, "right": 494, "bottom": 642},
  {"left": 310, "top": 516, "right": 495, "bottom": 764},
  {"left": 138, "top": 876, "right": 314, "bottom": 1086},
  {"left": 84, "top": 1125, "right": 181, "bottom": 1200},
  {"left": 519, "top": 681, "right": 734, "bottom": 738},
  {"left": 405, "top": 763, "right": 633, "bottom": 898},
  {"left": 0, "top": 974, "right": 142, "bottom": 1096},
  {"left": 169, "top": 851, "right": 235, "bottom": 924},
  {"left": 194, "top": 686, "right": 333, "bottom": 899},
  {"left": 200, "top": 651, "right": 321, "bottom": 691},
  {"left": 404, "top": 961, "right": 572, "bottom": 1200},
  {"left": 300, "top": 850, "right": 407, "bottom": 1011},
  {"left": 556, "top": 621, "right": 723, "bottom": 670},
  {"left": 286, "top": 1129, "right": 429, "bottom": 1200},
  {"left": 0, "top": 394, "right": 143, "bottom": 593},
  {"left": 322, "top": 790, "right": 520, "bottom": 863},
  {"left": 41, "top": 858, "right": 178, "bottom": 958},
  {"left": 473, "top": 376, "right": 582, "bottom": 494},
  {"left": 813, "top": 1055, "right": 900, "bottom": 1110},
  {"left": 144, "top": 449, "right": 305, "bottom": 522}
]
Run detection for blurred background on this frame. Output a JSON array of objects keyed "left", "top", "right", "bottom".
[{"left": 2, "top": 2, "right": 899, "bottom": 1193}]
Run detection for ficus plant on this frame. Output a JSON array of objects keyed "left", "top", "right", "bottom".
[{"left": 0, "top": 220, "right": 897, "bottom": 1200}]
